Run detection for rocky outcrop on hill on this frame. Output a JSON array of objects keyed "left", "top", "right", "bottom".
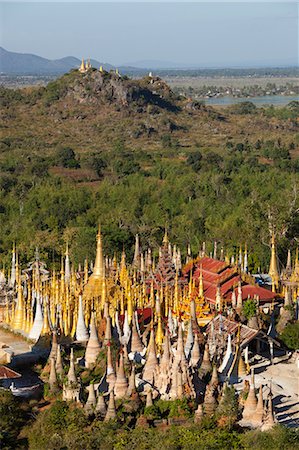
[{"left": 44, "top": 69, "right": 180, "bottom": 112}]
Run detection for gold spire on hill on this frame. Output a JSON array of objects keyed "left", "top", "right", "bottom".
[
  {"left": 79, "top": 58, "right": 86, "bottom": 73},
  {"left": 269, "top": 232, "right": 279, "bottom": 292}
]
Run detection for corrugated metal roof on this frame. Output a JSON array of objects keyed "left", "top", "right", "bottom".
[{"left": 206, "top": 315, "right": 259, "bottom": 347}]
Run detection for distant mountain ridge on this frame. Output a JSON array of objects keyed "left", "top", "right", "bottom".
[
  {"left": 1, "top": 47, "right": 297, "bottom": 77},
  {"left": 0, "top": 47, "right": 113, "bottom": 74}
]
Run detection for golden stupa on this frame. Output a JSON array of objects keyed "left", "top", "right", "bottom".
[{"left": 83, "top": 225, "right": 105, "bottom": 301}]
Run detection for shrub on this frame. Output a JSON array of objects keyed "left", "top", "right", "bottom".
[
  {"left": 215, "top": 385, "right": 239, "bottom": 429},
  {"left": 55, "top": 147, "right": 80, "bottom": 168},
  {"left": 280, "top": 322, "right": 299, "bottom": 350},
  {"left": 243, "top": 299, "right": 258, "bottom": 320},
  {"left": 229, "top": 101, "right": 257, "bottom": 115},
  {"left": 89, "top": 154, "right": 107, "bottom": 177},
  {"left": 0, "top": 390, "right": 29, "bottom": 449},
  {"left": 186, "top": 151, "right": 203, "bottom": 172}
]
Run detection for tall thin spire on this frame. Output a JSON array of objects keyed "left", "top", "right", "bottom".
[
  {"left": 13, "top": 281, "right": 24, "bottom": 331},
  {"left": 79, "top": 58, "right": 86, "bottom": 73},
  {"left": 242, "top": 369, "right": 257, "bottom": 421},
  {"left": 133, "top": 234, "right": 140, "bottom": 268},
  {"left": 163, "top": 228, "right": 169, "bottom": 245},
  {"left": 114, "top": 352, "right": 128, "bottom": 399},
  {"left": 285, "top": 249, "right": 292, "bottom": 275},
  {"left": 104, "top": 390, "right": 117, "bottom": 421},
  {"left": 83, "top": 225, "right": 105, "bottom": 300},
  {"left": 85, "top": 313, "right": 101, "bottom": 368},
  {"left": 65, "top": 242, "right": 71, "bottom": 284},
  {"left": 199, "top": 264, "right": 204, "bottom": 297},
  {"left": 76, "top": 296, "right": 89, "bottom": 342},
  {"left": 10, "top": 243, "right": 16, "bottom": 287},
  {"left": 67, "top": 347, "right": 77, "bottom": 384},
  {"left": 143, "top": 327, "right": 158, "bottom": 384},
  {"left": 243, "top": 244, "right": 248, "bottom": 273},
  {"left": 269, "top": 232, "right": 279, "bottom": 291},
  {"left": 93, "top": 224, "right": 105, "bottom": 279}
]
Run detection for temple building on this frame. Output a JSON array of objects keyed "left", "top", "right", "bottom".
[{"left": 184, "top": 256, "right": 276, "bottom": 311}]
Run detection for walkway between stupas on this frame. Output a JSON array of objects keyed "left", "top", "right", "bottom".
[
  {"left": 236, "top": 358, "right": 299, "bottom": 429},
  {"left": 0, "top": 326, "right": 31, "bottom": 356}
]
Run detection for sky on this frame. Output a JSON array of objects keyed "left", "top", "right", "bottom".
[{"left": 0, "top": 2, "right": 298, "bottom": 67}]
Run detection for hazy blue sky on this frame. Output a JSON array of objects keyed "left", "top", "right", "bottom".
[{"left": 1, "top": 2, "right": 298, "bottom": 67}]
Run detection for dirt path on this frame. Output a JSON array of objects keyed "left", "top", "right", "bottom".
[{"left": 0, "top": 326, "right": 32, "bottom": 355}]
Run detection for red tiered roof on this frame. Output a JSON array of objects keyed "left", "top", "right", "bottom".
[{"left": 190, "top": 256, "right": 275, "bottom": 305}]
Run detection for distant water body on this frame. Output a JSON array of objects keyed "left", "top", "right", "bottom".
[{"left": 201, "top": 95, "right": 298, "bottom": 106}]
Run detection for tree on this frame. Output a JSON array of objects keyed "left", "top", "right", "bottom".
[
  {"left": 113, "top": 157, "right": 140, "bottom": 177},
  {"left": 204, "top": 152, "right": 223, "bottom": 169},
  {"left": 230, "top": 101, "right": 257, "bottom": 115},
  {"left": 216, "top": 385, "right": 239, "bottom": 429},
  {"left": 56, "top": 147, "right": 80, "bottom": 168},
  {"left": 243, "top": 299, "right": 257, "bottom": 320},
  {"left": 0, "top": 390, "right": 29, "bottom": 449},
  {"left": 280, "top": 323, "right": 299, "bottom": 350},
  {"left": 90, "top": 155, "right": 107, "bottom": 177},
  {"left": 186, "top": 151, "right": 203, "bottom": 172}
]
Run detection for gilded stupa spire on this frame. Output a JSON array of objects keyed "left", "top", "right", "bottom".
[
  {"left": 83, "top": 225, "right": 105, "bottom": 301},
  {"left": 79, "top": 58, "right": 86, "bottom": 73},
  {"left": 10, "top": 242, "right": 16, "bottom": 287},
  {"left": 133, "top": 234, "right": 140, "bottom": 268},
  {"left": 269, "top": 232, "right": 279, "bottom": 292},
  {"left": 13, "top": 277, "right": 25, "bottom": 331},
  {"left": 285, "top": 249, "right": 292, "bottom": 274},
  {"left": 163, "top": 228, "right": 169, "bottom": 246},
  {"left": 199, "top": 264, "right": 204, "bottom": 297},
  {"left": 93, "top": 224, "right": 105, "bottom": 279},
  {"left": 65, "top": 241, "right": 71, "bottom": 284}
]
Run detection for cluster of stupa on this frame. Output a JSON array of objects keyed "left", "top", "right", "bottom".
[
  {"left": 238, "top": 371, "right": 277, "bottom": 431},
  {"left": 1, "top": 228, "right": 213, "bottom": 340},
  {"left": 44, "top": 297, "right": 276, "bottom": 429},
  {"left": 0, "top": 225, "right": 298, "bottom": 342},
  {"left": 0, "top": 226, "right": 297, "bottom": 428},
  {"left": 78, "top": 58, "right": 120, "bottom": 77},
  {"left": 79, "top": 58, "right": 92, "bottom": 73}
]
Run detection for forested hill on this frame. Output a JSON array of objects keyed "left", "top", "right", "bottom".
[{"left": 0, "top": 69, "right": 298, "bottom": 270}]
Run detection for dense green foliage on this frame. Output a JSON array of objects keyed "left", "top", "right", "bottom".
[
  {"left": 25, "top": 400, "right": 299, "bottom": 450},
  {"left": 215, "top": 385, "right": 239, "bottom": 429},
  {"left": 0, "top": 390, "right": 31, "bottom": 450},
  {"left": 243, "top": 300, "right": 258, "bottom": 320},
  {"left": 280, "top": 322, "right": 299, "bottom": 350}
]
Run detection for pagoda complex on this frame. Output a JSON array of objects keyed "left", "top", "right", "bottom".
[
  {"left": 0, "top": 225, "right": 297, "bottom": 429},
  {"left": 0, "top": 225, "right": 297, "bottom": 338}
]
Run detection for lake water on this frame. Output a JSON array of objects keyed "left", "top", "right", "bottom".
[{"left": 200, "top": 94, "right": 298, "bottom": 106}]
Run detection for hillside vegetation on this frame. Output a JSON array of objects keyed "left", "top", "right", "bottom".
[{"left": 0, "top": 69, "right": 298, "bottom": 269}]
